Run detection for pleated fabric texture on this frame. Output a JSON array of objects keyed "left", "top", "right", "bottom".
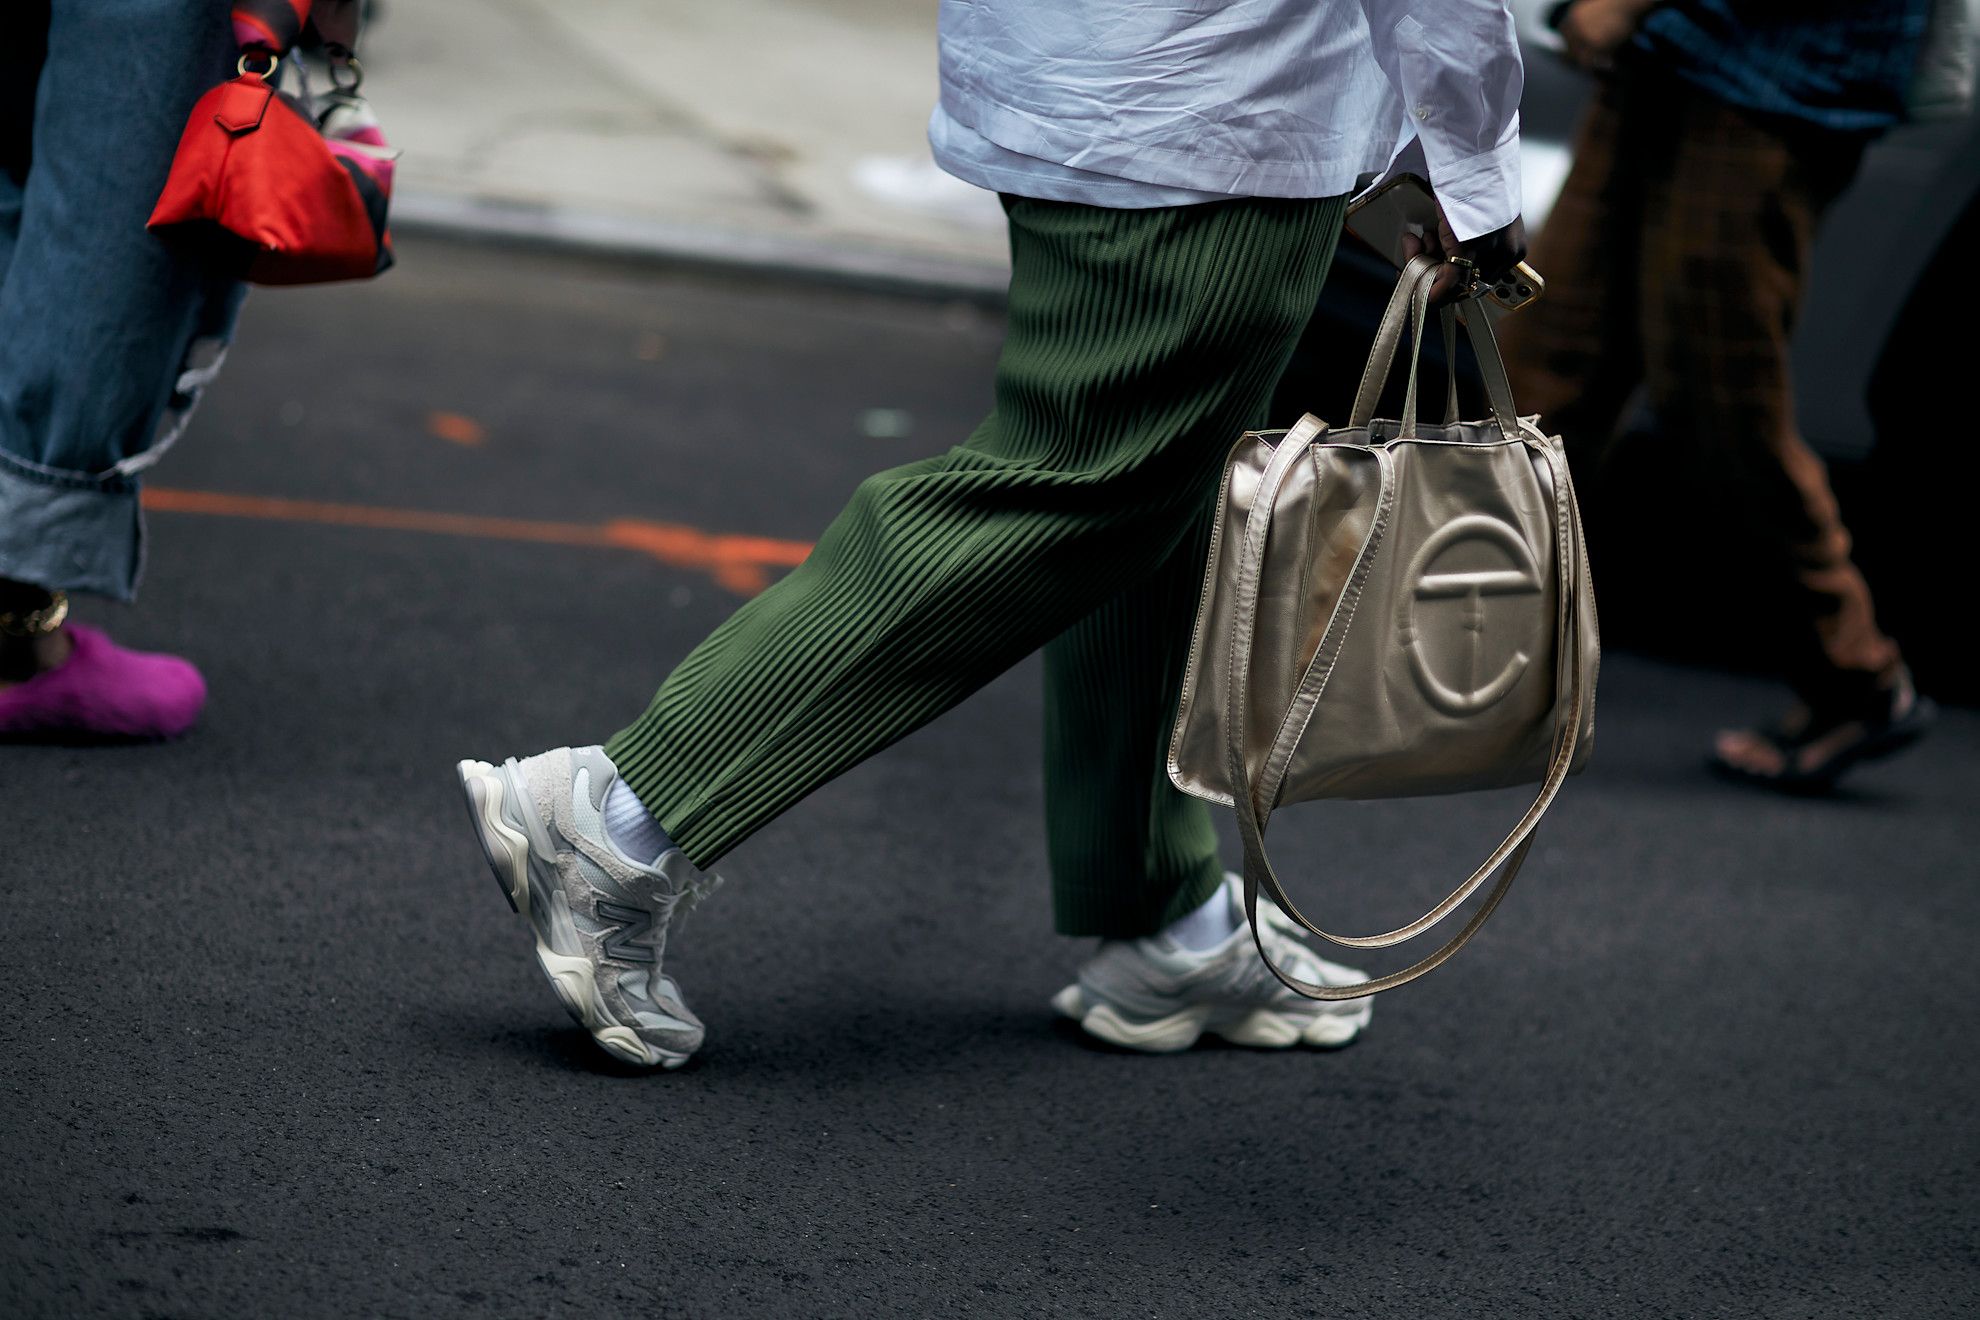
[{"left": 607, "top": 194, "right": 1345, "bottom": 936}]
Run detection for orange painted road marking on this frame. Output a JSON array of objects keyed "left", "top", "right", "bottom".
[
  {"left": 425, "top": 411, "right": 487, "bottom": 446},
  {"left": 140, "top": 487, "right": 813, "bottom": 596}
]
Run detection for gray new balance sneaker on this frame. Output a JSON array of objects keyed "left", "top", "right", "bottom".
[
  {"left": 1052, "top": 874, "right": 1373, "bottom": 1053},
  {"left": 456, "top": 746, "right": 719, "bottom": 1069}
]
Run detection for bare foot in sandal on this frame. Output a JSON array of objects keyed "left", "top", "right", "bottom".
[{"left": 1711, "top": 668, "right": 1936, "bottom": 794}]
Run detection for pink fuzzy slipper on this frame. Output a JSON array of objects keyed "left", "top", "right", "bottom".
[{"left": 0, "top": 624, "right": 206, "bottom": 740}]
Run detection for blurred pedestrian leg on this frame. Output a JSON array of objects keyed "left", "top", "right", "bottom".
[
  {"left": 607, "top": 195, "right": 1344, "bottom": 933},
  {"left": 0, "top": 0, "right": 243, "bottom": 738},
  {"left": 1507, "top": 69, "right": 1899, "bottom": 702},
  {"left": 1501, "top": 9, "right": 1937, "bottom": 790}
]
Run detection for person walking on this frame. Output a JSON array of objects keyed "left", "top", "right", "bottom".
[
  {"left": 1502, "top": 0, "right": 1941, "bottom": 792},
  {"left": 456, "top": 0, "right": 1531, "bottom": 1069},
  {"left": 2, "top": 0, "right": 388, "bottom": 740},
  {"left": 0, "top": 0, "right": 246, "bottom": 739}
]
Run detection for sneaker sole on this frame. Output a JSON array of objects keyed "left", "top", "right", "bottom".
[
  {"left": 1050, "top": 985, "right": 1370, "bottom": 1054},
  {"left": 456, "top": 758, "right": 689, "bottom": 1071}
]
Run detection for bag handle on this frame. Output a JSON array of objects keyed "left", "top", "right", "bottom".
[
  {"left": 1350, "top": 256, "right": 1522, "bottom": 441},
  {"left": 1220, "top": 425, "right": 1588, "bottom": 998},
  {"left": 1457, "top": 297, "right": 1524, "bottom": 439},
  {"left": 1348, "top": 255, "right": 1438, "bottom": 432},
  {"left": 1394, "top": 269, "right": 1458, "bottom": 438},
  {"left": 233, "top": 2, "right": 364, "bottom": 71},
  {"left": 1349, "top": 255, "right": 1454, "bottom": 436}
]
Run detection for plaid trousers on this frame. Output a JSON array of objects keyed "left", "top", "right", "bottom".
[{"left": 1501, "top": 66, "right": 1902, "bottom": 707}]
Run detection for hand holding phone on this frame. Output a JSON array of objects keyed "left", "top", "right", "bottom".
[
  {"left": 1408, "top": 210, "right": 1528, "bottom": 305},
  {"left": 1347, "top": 175, "right": 1543, "bottom": 314}
]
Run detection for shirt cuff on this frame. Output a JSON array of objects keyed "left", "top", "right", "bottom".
[{"left": 1418, "top": 127, "right": 1523, "bottom": 241}]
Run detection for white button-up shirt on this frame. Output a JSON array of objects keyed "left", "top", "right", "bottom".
[{"left": 929, "top": 0, "right": 1524, "bottom": 240}]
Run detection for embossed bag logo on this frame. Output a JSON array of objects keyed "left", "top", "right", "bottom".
[{"left": 1397, "top": 514, "right": 1544, "bottom": 716}]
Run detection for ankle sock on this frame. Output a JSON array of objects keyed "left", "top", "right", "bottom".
[
  {"left": 1162, "top": 883, "right": 1240, "bottom": 951},
  {"left": 602, "top": 775, "right": 674, "bottom": 865}
]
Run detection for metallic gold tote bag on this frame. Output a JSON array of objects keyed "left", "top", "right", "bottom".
[{"left": 1168, "top": 255, "right": 1599, "bottom": 999}]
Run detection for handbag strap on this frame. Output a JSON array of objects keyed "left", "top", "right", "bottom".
[
  {"left": 1351, "top": 257, "right": 1520, "bottom": 440},
  {"left": 1220, "top": 424, "right": 1588, "bottom": 998},
  {"left": 311, "top": 1, "right": 362, "bottom": 56},
  {"left": 1394, "top": 273, "right": 1461, "bottom": 439},
  {"left": 1455, "top": 296, "right": 1523, "bottom": 439},
  {"left": 1350, "top": 256, "right": 1455, "bottom": 436},
  {"left": 1349, "top": 255, "right": 1437, "bottom": 432},
  {"left": 1440, "top": 307, "right": 1460, "bottom": 427},
  {"left": 233, "top": 1, "right": 363, "bottom": 59}
]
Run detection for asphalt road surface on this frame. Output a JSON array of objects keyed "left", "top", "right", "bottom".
[{"left": 3, "top": 238, "right": 1974, "bottom": 1319}]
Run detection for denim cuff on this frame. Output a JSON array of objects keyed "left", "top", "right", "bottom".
[{"left": 0, "top": 449, "right": 143, "bottom": 601}]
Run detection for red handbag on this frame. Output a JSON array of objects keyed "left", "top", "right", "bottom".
[{"left": 148, "top": 0, "right": 396, "bottom": 285}]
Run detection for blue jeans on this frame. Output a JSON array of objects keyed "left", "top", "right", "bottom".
[{"left": 0, "top": 0, "right": 245, "bottom": 600}]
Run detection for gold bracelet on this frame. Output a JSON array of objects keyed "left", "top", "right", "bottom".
[{"left": 0, "top": 590, "right": 69, "bottom": 637}]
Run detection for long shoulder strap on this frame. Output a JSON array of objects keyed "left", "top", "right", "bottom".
[{"left": 1223, "top": 435, "right": 1588, "bottom": 998}]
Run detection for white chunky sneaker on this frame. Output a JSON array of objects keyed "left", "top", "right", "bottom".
[
  {"left": 1052, "top": 874, "right": 1373, "bottom": 1053},
  {"left": 456, "top": 746, "right": 719, "bottom": 1069}
]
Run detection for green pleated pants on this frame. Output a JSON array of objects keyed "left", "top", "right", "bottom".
[{"left": 607, "top": 194, "right": 1346, "bottom": 937}]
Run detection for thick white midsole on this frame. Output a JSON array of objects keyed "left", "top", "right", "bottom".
[
  {"left": 1052, "top": 984, "right": 1369, "bottom": 1054},
  {"left": 460, "top": 759, "right": 532, "bottom": 915}
]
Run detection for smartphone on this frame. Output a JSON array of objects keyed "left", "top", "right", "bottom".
[{"left": 1345, "top": 174, "right": 1544, "bottom": 315}]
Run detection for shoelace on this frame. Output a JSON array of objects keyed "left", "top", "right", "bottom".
[
  {"left": 655, "top": 865, "right": 724, "bottom": 933},
  {"left": 1238, "top": 902, "right": 1360, "bottom": 992}
]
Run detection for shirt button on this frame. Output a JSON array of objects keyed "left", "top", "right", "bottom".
[{"left": 1414, "top": 105, "right": 1430, "bottom": 121}]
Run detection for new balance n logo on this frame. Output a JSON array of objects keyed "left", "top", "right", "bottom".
[{"left": 595, "top": 900, "right": 656, "bottom": 964}]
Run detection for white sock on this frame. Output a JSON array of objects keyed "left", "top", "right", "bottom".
[
  {"left": 602, "top": 776, "right": 674, "bottom": 865},
  {"left": 1162, "top": 883, "right": 1240, "bottom": 951}
]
